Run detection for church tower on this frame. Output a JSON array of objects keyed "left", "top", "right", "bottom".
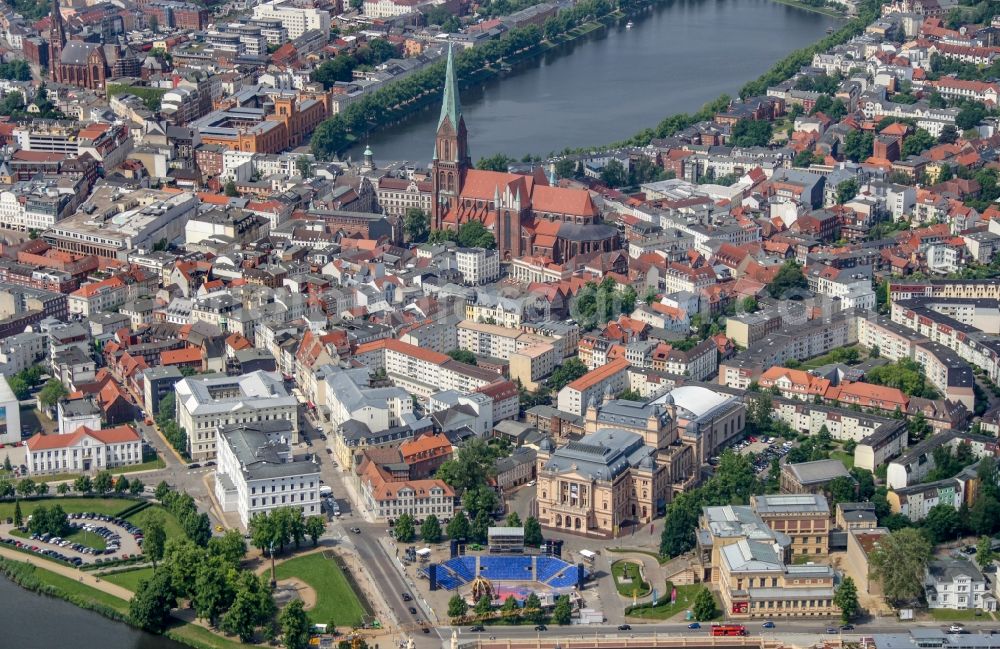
[
  {"left": 50, "top": 0, "right": 66, "bottom": 83},
  {"left": 431, "top": 44, "right": 470, "bottom": 230}
]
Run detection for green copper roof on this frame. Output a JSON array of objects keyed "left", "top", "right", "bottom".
[{"left": 437, "top": 43, "right": 461, "bottom": 131}]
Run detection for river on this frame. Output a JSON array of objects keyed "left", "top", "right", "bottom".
[
  {"left": 349, "top": 0, "right": 839, "bottom": 163},
  {"left": 0, "top": 574, "right": 185, "bottom": 649}
]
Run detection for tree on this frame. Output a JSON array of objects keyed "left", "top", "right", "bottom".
[
  {"left": 420, "top": 515, "right": 442, "bottom": 543},
  {"left": 955, "top": 102, "right": 987, "bottom": 131},
  {"left": 842, "top": 130, "right": 874, "bottom": 163},
  {"left": 446, "top": 349, "right": 477, "bottom": 365},
  {"left": 130, "top": 479, "right": 145, "bottom": 496},
  {"left": 901, "top": 129, "right": 936, "bottom": 158},
  {"left": 114, "top": 475, "right": 130, "bottom": 494},
  {"left": 209, "top": 529, "right": 247, "bottom": 568},
  {"left": 976, "top": 535, "right": 995, "bottom": 569},
  {"left": 938, "top": 124, "right": 959, "bottom": 144},
  {"left": 554, "top": 158, "right": 576, "bottom": 179},
  {"left": 600, "top": 159, "right": 628, "bottom": 188},
  {"left": 923, "top": 503, "right": 962, "bottom": 544},
  {"left": 448, "top": 593, "right": 468, "bottom": 619},
  {"left": 501, "top": 594, "right": 519, "bottom": 618},
  {"left": 93, "top": 471, "right": 113, "bottom": 494},
  {"left": 474, "top": 594, "right": 492, "bottom": 616},
  {"left": 295, "top": 156, "right": 312, "bottom": 179},
  {"left": 394, "top": 513, "right": 416, "bottom": 542},
  {"left": 56, "top": 483, "right": 69, "bottom": 495},
  {"left": 547, "top": 357, "right": 588, "bottom": 392},
  {"left": 730, "top": 119, "right": 773, "bottom": 148},
  {"left": 38, "top": 379, "right": 67, "bottom": 409},
  {"left": 148, "top": 14, "right": 159, "bottom": 32},
  {"left": 456, "top": 220, "right": 496, "bottom": 249},
  {"left": 16, "top": 478, "right": 34, "bottom": 497},
  {"left": 826, "top": 476, "right": 856, "bottom": 506},
  {"left": 129, "top": 570, "right": 176, "bottom": 633},
  {"left": 145, "top": 513, "right": 168, "bottom": 567},
  {"left": 834, "top": 576, "right": 859, "bottom": 623},
  {"left": 552, "top": 594, "right": 572, "bottom": 625},
  {"left": 793, "top": 149, "right": 818, "bottom": 168},
  {"left": 185, "top": 512, "right": 213, "bottom": 547},
  {"left": 446, "top": 511, "right": 470, "bottom": 540},
  {"left": 741, "top": 297, "right": 759, "bottom": 313},
  {"left": 836, "top": 178, "right": 859, "bottom": 205},
  {"left": 692, "top": 587, "right": 717, "bottom": 621},
  {"left": 192, "top": 557, "right": 236, "bottom": 626},
  {"left": 6, "top": 376, "right": 29, "bottom": 400},
  {"left": 306, "top": 516, "right": 326, "bottom": 546},
  {"left": 505, "top": 512, "right": 522, "bottom": 528},
  {"left": 869, "top": 528, "right": 932, "bottom": 604},
  {"left": 221, "top": 587, "right": 262, "bottom": 642},
  {"left": 767, "top": 260, "right": 808, "bottom": 299},
  {"left": 470, "top": 509, "right": 491, "bottom": 544},
  {"left": 404, "top": 208, "right": 430, "bottom": 243},
  {"left": 280, "top": 599, "right": 311, "bottom": 649},
  {"left": 13, "top": 500, "right": 22, "bottom": 528},
  {"left": 74, "top": 475, "right": 92, "bottom": 494},
  {"left": 523, "top": 516, "right": 543, "bottom": 546},
  {"left": 224, "top": 180, "right": 238, "bottom": 197},
  {"left": 477, "top": 153, "right": 514, "bottom": 172}
]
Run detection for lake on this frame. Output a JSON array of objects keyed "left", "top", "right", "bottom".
[{"left": 350, "top": 0, "right": 839, "bottom": 163}]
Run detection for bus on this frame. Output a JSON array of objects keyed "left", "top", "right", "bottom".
[{"left": 711, "top": 625, "right": 748, "bottom": 637}]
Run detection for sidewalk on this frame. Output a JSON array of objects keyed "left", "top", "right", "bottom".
[{"left": 0, "top": 545, "right": 134, "bottom": 601}]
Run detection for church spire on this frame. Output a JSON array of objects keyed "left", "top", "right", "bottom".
[
  {"left": 50, "top": 0, "right": 66, "bottom": 83},
  {"left": 437, "top": 43, "right": 461, "bottom": 131}
]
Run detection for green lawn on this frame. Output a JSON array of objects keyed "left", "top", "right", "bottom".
[
  {"left": 126, "top": 505, "right": 185, "bottom": 540},
  {"left": 165, "top": 621, "right": 250, "bottom": 649},
  {"left": 627, "top": 585, "right": 706, "bottom": 620},
  {"left": 67, "top": 528, "right": 106, "bottom": 551},
  {"left": 801, "top": 345, "right": 864, "bottom": 370},
  {"left": 0, "top": 498, "right": 131, "bottom": 520},
  {"left": 117, "top": 458, "right": 166, "bottom": 474},
  {"left": 831, "top": 450, "right": 855, "bottom": 470},
  {"left": 102, "top": 566, "right": 155, "bottom": 592},
  {"left": 612, "top": 560, "right": 650, "bottom": 597},
  {"left": 27, "top": 561, "right": 131, "bottom": 615},
  {"left": 930, "top": 609, "right": 986, "bottom": 621},
  {"left": 607, "top": 548, "right": 667, "bottom": 563},
  {"left": 273, "top": 552, "right": 366, "bottom": 626}
]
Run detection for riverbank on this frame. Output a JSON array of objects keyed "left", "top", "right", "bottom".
[
  {"left": 769, "top": 0, "right": 845, "bottom": 18},
  {"left": 0, "top": 555, "right": 246, "bottom": 649}
]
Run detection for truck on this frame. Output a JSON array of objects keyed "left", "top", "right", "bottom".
[{"left": 320, "top": 486, "right": 333, "bottom": 497}]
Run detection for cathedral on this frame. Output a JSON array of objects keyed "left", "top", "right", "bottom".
[
  {"left": 49, "top": 0, "right": 139, "bottom": 90},
  {"left": 430, "top": 46, "right": 619, "bottom": 264}
]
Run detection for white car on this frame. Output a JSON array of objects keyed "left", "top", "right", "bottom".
[{"left": 949, "top": 626, "right": 964, "bottom": 634}]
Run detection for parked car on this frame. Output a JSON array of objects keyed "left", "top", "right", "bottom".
[
  {"left": 841, "top": 625, "right": 854, "bottom": 631},
  {"left": 949, "top": 626, "right": 965, "bottom": 634},
  {"left": 401, "top": 593, "right": 412, "bottom": 601},
  {"left": 408, "top": 607, "right": 417, "bottom": 615},
  {"left": 351, "top": 527, "right": 361, "bottom": 534},
  {"left": 827, "top": 628, "right": 838, "bottom": 634}
]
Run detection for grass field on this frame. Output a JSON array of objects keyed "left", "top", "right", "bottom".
[
  {"left": 26, "top": 561, "right": 131, "bottom": 615},
  {"left": 930, "top": 608, "right": 986, "bottom": 622},
  {"left": 831, "top": 450, "right": 855, "bottom": 470},
  {"left": 0, "top": 498, "right": 131, "bottom": 520},
  {"left": 67, "top": 528, "right": 107, "bottom": 551},
  {"left": 165, "top": 620, "right": 250, "bottom": 649},
  {"left": 126, "top": 505, "right": 185, "bottom": 540},
  {"left": 627, "top": 584, "right": 705, "bottom": 620},
  {"left": 612, "top": 560, "right": 650, "bottom": 597},
  {"left": 273, "top": 552, "right": 366, "bottom": 626},
  {"left": 102, "top": 566, "right": 155, "bottom": 592},
  {"left": 117, "top": 458, "right": 166, "bottom": 474}
]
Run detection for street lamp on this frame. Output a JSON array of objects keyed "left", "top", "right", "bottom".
[{"left": 269, "top": 540, "right": 277, "bottom": 588}]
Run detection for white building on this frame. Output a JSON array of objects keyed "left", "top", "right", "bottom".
[
  {"left": 57, "top": 397, "right": 102, "bottom": 436},
  {"left": 0, "top": 332, "right": 47, "bottom": 377},
  {"left": 251, "top": 0, "right": 330, "bottom": 39},
  {"left": 0, "top": 374, "right": 21, "bottom": 445},
  {"left": 557, "top": 357, "right": 631, "bottom": 416},
  {"left": 925, "top": 559, "right": 995, "bottom": 611},
  {"left": 325, "top": 367, "right": 413, "bottom": 430},
  {"left": 455, "top": 247, "right": 500, "bottom": 285},
  {"left": 175, "top": 371, "right": 299, "bottom": 462},
  {"left": 214, "top": 420, "right": 321, "bottom": 529},
  {"left": 25, "top": 425, "right": 142, "bottom": 475}
]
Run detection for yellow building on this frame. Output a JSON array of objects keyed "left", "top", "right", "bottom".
[{"left": 535, "top": 428, "right": 667, "bottom": 537}]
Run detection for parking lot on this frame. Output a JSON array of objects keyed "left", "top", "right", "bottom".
[
  {"left": 729, "top": 436, "right": 794, "bottom": 474},
  {"left": 0, "top": 511, "right": 144, "bottom": 566}
]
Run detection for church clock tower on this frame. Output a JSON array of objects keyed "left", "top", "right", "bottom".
[
  {"left": 431, "top": 44, "right": 470, "bottom": 230},
  {"left": 50, "top": 0, "right": 66, "bottom": 83}
]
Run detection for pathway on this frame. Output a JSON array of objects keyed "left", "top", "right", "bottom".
[{"left": 0, "top": 545, "right": 135, "bottom": 601}]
